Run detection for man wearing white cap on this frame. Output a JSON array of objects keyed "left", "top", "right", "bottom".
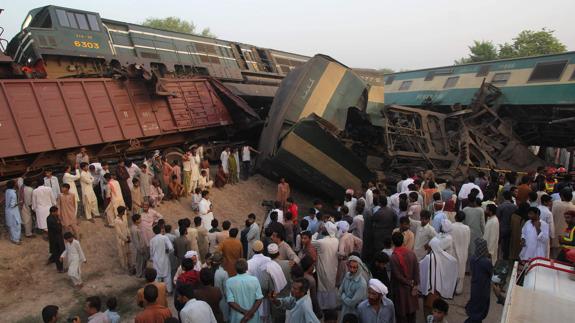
[
  {"left": 344, "top": 189, "right": 357, "bottom": 217},
  {"left": 357, "top": 278, "right": 395, "bottom": 323},
  {"left": 311, "top": 221, "right": 339, "bottom": 311}
]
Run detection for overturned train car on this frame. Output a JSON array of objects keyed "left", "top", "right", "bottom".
[
  {"left": 0, "top": 76, "right": 259, "bottom": 178},
  {"left": 258, "top": 55, "right": 545, "bottom": 199}
]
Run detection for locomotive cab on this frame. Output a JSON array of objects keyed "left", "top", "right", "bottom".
[{"left": 6, "top": 6, "right": 113, "bottom": 78}]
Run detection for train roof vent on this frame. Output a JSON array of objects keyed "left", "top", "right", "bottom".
[
  {"left": 528, "top": 60, "right": 567, "bottom": 82},
  {"left": 476, "top": 65, "right": 491, "bottom": 77}
]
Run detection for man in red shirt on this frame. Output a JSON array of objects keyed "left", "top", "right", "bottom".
[{"left": 287, "top": 197, "right": 299, "bottom": 224}]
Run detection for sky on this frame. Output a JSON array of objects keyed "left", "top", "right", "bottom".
[{"left": 1, "top": 0, "right": 573, "bottom": 71}]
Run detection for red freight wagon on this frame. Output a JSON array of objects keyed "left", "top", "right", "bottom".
[{"left": 0, "top": 77, "right": 258, "bottom": 177}]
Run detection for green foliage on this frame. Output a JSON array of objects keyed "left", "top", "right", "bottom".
[
  {"left": 142, "top": 17, "right": 216, "bottom": 38},
  {"left": 456, "top": 28, "right": 566, "bottom": 64},
  {"left": 378, "top": 68, "right": 395, "bottom": 74}
]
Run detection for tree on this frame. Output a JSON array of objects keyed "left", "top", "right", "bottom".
[
  {"left": 498, "top": 29, "right": 566, "bottom": 59},
  {"left": 142, "top": 17, "right": 216, "bottom": 38},
  {"left": 455, "top": 28, "right": 566, "bottom": 64}
]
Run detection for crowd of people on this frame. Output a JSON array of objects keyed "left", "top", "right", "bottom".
[{"left": 4, "top": 143, "right": 575, "bottom": 323}]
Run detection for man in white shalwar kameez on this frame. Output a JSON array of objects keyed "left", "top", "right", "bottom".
[
  {"left": 451, "top": 211, "right": 470, "bottom": 294},
  {"left": 150, "top": 225, "right": 174, "bottom": 293},
  {"left": 311, "top": 221, "right": 340, "bottom": 310},
  {"left": 538, "top": 194, "right": 555, "bottom": 257},
  {"left": 60, "top": 232, "right": 87, "bottom": 287},
  {"left": 419, "top": 232, "right": 458, "bottom": 300},
  {"left": 32, "top": 184, "right": 56, "bottom": 231},
  {"left": 43, "top": 170, "right": 60, "bottom": 201},
  {"left": 199, "top": 191, "right": 214, "bottom": 231},
  {"left": 483, "top": 204, "right": 500, "bottom": 265},
  {"left": 80, "top": 163, "right": 99, "bottom": 221},
  {"left": 220, "top": 148, "right": 230, "bottom": 175},
  {"left": 190, "top": 148, "right": 201, "bottom": 193},
  {"left": 247, "top": 241, "right": 281, "bottom": 323},
  {"left": 519, "top": 207, "right": 549, "bottom": 261}
]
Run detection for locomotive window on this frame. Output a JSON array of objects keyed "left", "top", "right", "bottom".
[
  {"left": 66, "top": 12, "right": 78, "bottom": 29},
  {"left": 398, "top": 80, "right": 412, "bottom": 91},
  {"left": 384, "top": 75, "right": 395, "bottom": 85},
  {"left": 528, "top": 60, "right": 567, "bottom": 82},
  {"left": 56, "top": 9, "right": 69, "bottom": 27},
  {"left": 87, "top": 14, "right": 100, "bottom": 31},
  {"left": 443, "top": 76, "right": 459, "bottom": 89},
  {"left": 491, "top": 72, "right": 511, "bottom": 84},
  {"left": 75, "top": 13, "right": 90, "bottom": 31}
]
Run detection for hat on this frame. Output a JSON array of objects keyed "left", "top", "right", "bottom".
[
  {"left": 184, "top": 250, "right": 198, "bottom": 259},
  {"left": 252, "top": 240, "right": 264, "bottom": 252},
  {"left": 440, "top": 219, "right": 453, "bottom": 233},
  {"left": 345, "top": 188, "right": 354, "bottom": 195},
  {"left": 369, "top": 278, "right": 388, "bottom": 296},
  {"left": 325, "top": 222, "right": 337, "bottom": 237},
  {"left": 267, "top": 243, "right": 279, "bottom": 254},
  {"left": 211, "top": 252, "right": 223, "bottom": 263}
]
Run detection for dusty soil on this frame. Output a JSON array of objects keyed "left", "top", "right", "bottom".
[{"left": 0, "top": 174, "right": 502, "bottom": 322}]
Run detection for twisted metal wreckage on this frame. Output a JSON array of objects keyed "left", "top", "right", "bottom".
[{"left": 257, "top": 55, "right": 544, "bottom": 199}]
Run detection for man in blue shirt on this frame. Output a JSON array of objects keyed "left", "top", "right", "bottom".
[
  {"left": 226, "top": 259, "right": 263, "bottom": 323},
  {"left": 357, "top": 278, "right": 395, "bottom": 323}
]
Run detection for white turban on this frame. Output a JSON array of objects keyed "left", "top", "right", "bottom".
[
  {"left": 441, "top": 219, "right": 453, "bottom": 233},
  {"left": 337, "top": 221, "right": 350, "bottom": 235},
  {"left": 325, "top": 221, "right": 337, "bottom": 237},
  {"left": 267, "top": 243, "right": 279, "bottom": 254},
  {"left": 369, "top": 278, "right": 388, "bottom": 296},
  {"left": 184, "top": 250, "right": 198, "bottom": 259}
]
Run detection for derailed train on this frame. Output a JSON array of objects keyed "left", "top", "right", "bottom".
[{"left": 258, "top": 55, "right": 545, "bottom": 199}]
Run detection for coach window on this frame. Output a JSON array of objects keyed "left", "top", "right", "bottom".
[
  {"left": 528, "top": 60, "right": 567, "bottom": 82},
  {"left": 443, "top": 76, "right": 459, "bottom": 89},
  {"left": 399, "top": 80, "right": 413, "bottom": 91},
  {"left": 476, "top": 65, "right": 491, "bottom": 77},
  {"left": 66, "top": 12, "right": 78, "bottom": 28},
  {"left": 491, "top": 72, "right": 511, "bottom": 85},
  {"left": 384, "top": 75, "right": 395, "bottom": 85}
]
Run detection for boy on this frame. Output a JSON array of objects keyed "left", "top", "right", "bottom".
[
  {"left": 104, "top": 297, "right": 120, "bottom": 323},
  {"left": 427, "top": 298, "right": 449, "bottom": 322},
  {"left": 168, "top": 175, "right": 184, "bottom": 200},
  {"left": 47, "top": 206, "right": 65, "bottom": 272},
  {"left": 131, "top": 178, "right": 143, "bottom": 215},
  {"left": 60, "top": 231, "right": 86, "bottom": 288},
  {"left": 191, "top": 187, "right": 202, "bottom": 212}
]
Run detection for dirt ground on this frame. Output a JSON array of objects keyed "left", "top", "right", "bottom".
[{"left": 0, "top": 174, "right": 502, "bottom": 322}]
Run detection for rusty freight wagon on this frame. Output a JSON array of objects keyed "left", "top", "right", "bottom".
[{"left": 0, "top": 76, "right": 259, "bottom": 178}]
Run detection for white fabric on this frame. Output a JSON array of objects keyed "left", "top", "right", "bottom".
[
  {"left": 180, "top": 299, "right": 217, "bottom": 323},
  {"left": 32, "top": 186, "right": 56, "bottom": 230},
  {"left": 150, "top": 234, "right": 174, "bottom": 277},
  {"left": 264, "top": 209, "right": 284, "bottom": 228},
  {"left": 519, "top": 220, "right": 549, "bottom": 261},
  {"left": 220, "top": 150, "right": 229, "bottom": 173},
  {"left": 44, "top": 176, "right": 60, "bottom": 201},
  {"left": 325, "top": 221, "right": 337, "bottom": 237},
  {"left": 267, "top": 243, "right": 279, "bottom": 254},
  {"left": 418, "top": 236, "right": 458, "bottom": 299},
  {"left": 344, "top": 197, "right": 357, "bottom": 217},
  {"left": 483, "top": 216, "right": 499, "bottom": 265},
  {"left": 458, "top": 182, "right": 484, "bottom": 200},
  {"left": 441, "top": 219, "right": 453, "bottom": 233},
  {"left": 538, "top": 205, "right": 555, "bottom": 250},
  {"left": 62, "top": 170, "right": 81, "bottom": 202},
  {"left": 365, "top": 188, "right": 374, "bottom": 210},
  {"left": 184, "top": 250, "right": 203, "bottom": 271},
  {"left": 61, "top": 239, "right": 86, "bottom": 285},
  {"left": 368, "top": 278, "right": 388, "bottom": 296},
  {"left": 400, "top": 178, "right": 414, "bottom": 193},
  {"left": 247, "top": 253, "right": 271, "bottom": 277},
  {"left": 265, "top": 260, "right": 288, "bottom": 293},
  {"left": 242, "top": 146, "right": 251, "bottom": 162},
  {"left": 199, "top": 198, "right": 214, "bottom": 230},
  {"left": 451, "top": 222, "right": 470, "bottom": 294},
  {"left": 336, "top": 221, "right": 350, "bottom": 238}
]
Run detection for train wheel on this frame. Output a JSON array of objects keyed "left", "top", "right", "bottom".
[{"left": 163, "top": 147, "right": 185, "bottom": 165}]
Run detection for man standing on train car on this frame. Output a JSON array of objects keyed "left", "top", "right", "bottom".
[{"left": 76, "top": 147, "right": 90, "bottom": 166}]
